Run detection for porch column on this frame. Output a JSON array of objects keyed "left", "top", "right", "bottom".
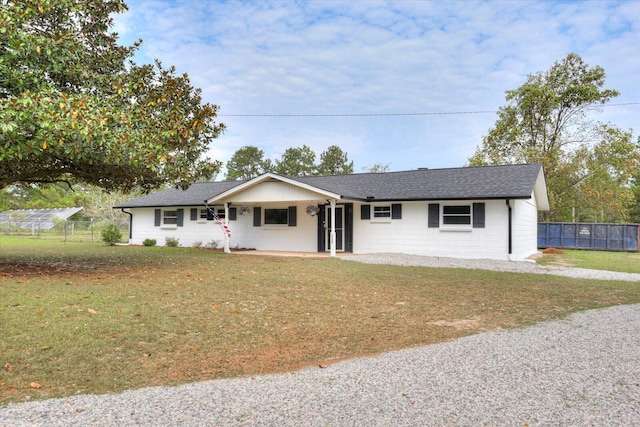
[
  {"left": 330, "top": 199, "right": 337, "bottom": 257},
  {"left": 224, "top": 202, "right": 231, "bottom": 253}
]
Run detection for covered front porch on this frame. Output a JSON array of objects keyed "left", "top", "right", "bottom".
[{"left": 207, "top": 174, "right": 353, "bottom": 257}]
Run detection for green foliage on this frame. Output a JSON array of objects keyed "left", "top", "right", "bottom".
[
  {"left": 469, "top": 53, "right": 639, "bottom": 222},
  {"left": 317, "top": 145, "right": 354, "bottom": 175},
  {"left": 0, "top": 183, "right": 133, "bottom": 222},
  {"left": 143, "top": 238, "right": 157, "bottom": 247},
  {"left": 165, "top": 236, "right": 179, "bottom": 247},
  {"left": 275, "top": 145, "right": 316, "bottom": 176},
  {"left": 225, "top": 144, "right": 355, "bottom": 180},
  {"left": 363, "top": 162, "right": 391, "bottom": 173},
  {"left": 225, "top": 146, "right": 273, "bottom": 180},
  {"left": 0, "top": 0, "right": 225, "bottom": 192},
  {"left": 206, "top": 239, "right": 220, "bottom": 249},
  {"left": 101, "top": 223, "right": 122, "bottom": 246},
  {"left": 630, "top": 172, "right": 640, "bottom": 224}
]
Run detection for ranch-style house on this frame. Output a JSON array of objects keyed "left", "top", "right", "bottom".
[{"left": 116, "top": 163, "right": 549, "bottom": 261}]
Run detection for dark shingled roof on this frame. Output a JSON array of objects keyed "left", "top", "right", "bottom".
[
  {"left": 293, "top": 163, "right": 543, "bottom": 201},
  {"left": 116, "top": 164, "right": 544, "bottom": 207},
  {"left": 116, "top": 181, "right": 242, "bottom": 208}
]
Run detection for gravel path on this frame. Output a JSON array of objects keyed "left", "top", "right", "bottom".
[
  {"left": 2, "top": 255, "right": 639, "bottom": 426},
  {"left": 341, "top": 252, "right": 640, "bottom": 282}
]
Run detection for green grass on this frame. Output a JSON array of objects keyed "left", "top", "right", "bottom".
[
  {"left": 537, "top": 249, "right": 640, "bottom": 274},
  {"left": 1, "top": 238, "right": 639, "bottom": 405}
]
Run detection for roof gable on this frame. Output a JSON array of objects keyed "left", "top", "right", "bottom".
[{"left": 206, "top": 173, "right": 341, "bottom": 204}]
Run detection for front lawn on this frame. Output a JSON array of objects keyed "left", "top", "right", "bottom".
[
  {"left": 537, "top": 248, "right": 640, "bottom": 274},
  {"left": 1, "top": 238, "right": 639, "bottom": 405}
]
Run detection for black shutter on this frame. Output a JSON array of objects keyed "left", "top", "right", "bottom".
[
  {"left": 361, "top": 204, "right": 370, "bottom": 220},
  {"left": 288, "top": 206, "right": 297, "bottom": 226},
  {"left": 190, "top": 208, "right": 197, "bottom": 221},
  {"left": 317, "top": 206, "right": 325, "bottom": 252},
  {"left": 428, "top": 204, "right": 440, "bottom": 228},
  {"left": 253, "top": 207, "right": 261, "bottom": 227},
  {"left": 229, "top": 207, "right": 237, "bottom": 221},
  {"left": 176, "top": 209, "right": 184, "bottom": 227},
  {"left": 473, "top": 203, "right": 485, "bottom": 228},
  {"left": 345, "top": 204, "right": 353, "bottom": 252},
  {"left": 154, "top": 209, "right": 161, "bottom": 226},
  {"left": 391, "top": 203, "right": 402, "bottom": 219}
]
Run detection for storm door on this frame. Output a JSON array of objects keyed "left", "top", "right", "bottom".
[{"left": 324, "top": 206, "right": 344, "bottom": 252}]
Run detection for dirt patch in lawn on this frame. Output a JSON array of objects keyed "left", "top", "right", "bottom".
[
  {"left": 0, "top": 262, "right": 107, "bottom": 278},
  {"left": 429, "top": 317, "right": 484, "bottom": 330}
]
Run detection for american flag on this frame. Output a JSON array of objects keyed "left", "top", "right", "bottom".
[{"left": 207, "top": 206, "right": 231, "bottom": 238}]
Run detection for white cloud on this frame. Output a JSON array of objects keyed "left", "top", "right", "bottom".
[{"left": 114, "top": 0, "right": 640, "bottom": 174}]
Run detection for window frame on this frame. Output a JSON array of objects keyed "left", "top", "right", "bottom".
[
  {"left": 199, "top": 207, "right": 225, "bottom": 223},
  {"left": 442, "top": 205, "right": 472, "bottom": 226},
  {"left": 263, "top": 207, "right": 289, "bottom": 226},
  {"left": 373, "top": 205, "right": 391, "bottom": 218},
  {"left": 370, "top": 204, "right": 392, "bottom": 223},
  {"left": 163, "top": 210, "right": 178, "bottom": 225}
]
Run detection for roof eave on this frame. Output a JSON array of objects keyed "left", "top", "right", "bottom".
[{"left": 347, "top": 195, "right": 535, "bottom": 203}]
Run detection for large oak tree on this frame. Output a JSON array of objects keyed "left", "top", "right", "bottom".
[
  {"left": 469, "top": 53, "right": 639, "bottom": 222},
  {"left": 1, "top": 0, "right": 225, "bottom": 192}
]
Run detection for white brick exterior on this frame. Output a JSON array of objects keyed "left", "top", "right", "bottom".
[
  {"left": 121, "top": 167, "right": 548, "bottom": 261},
  {"left": 352, "top": 200, "right": 513, "bottom": 260},
  {"left": 126, "top": 198, "right": 539, "bottom": 260}
]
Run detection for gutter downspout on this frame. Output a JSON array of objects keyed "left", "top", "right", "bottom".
[
  {"left": 120, "top": 208, "right": 133, "bottom": 243},
  {"left": 505, "top": 199, "right": 512, "bottom": 256}
]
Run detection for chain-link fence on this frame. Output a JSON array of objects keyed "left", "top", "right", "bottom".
[{"left": 0, "top": 220, "right": 130, "bottom": 243}]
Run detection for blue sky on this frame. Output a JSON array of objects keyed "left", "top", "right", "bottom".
[{"left": 114, "top": 0, "right": 639, "bottom": 177}]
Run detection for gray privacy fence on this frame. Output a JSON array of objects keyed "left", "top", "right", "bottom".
[
  {"left": 0, "top": 220, "right": 130, "bottom": 243},
  {"left": 538, "top": 223, "right": 639, "bottom": 251}
]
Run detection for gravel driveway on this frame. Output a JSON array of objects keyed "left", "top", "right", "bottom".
[
  {"left": 2, "top": 255, "right": 639, "bottom": 426},
  {"left": 341, "top": 252, "right": 640, "bottom": 282}
]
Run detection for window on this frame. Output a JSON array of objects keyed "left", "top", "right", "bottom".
[
  {"left": 200, "top": 208, "right": 224, "bottom": 221},
  {"left": 442, "top": 205, "right": 471, "bottom": 225},
  {"left": 264, "top": 208, "right": 288, "bottom": 225},
  {"left": 373, "top": 206, "right": 391, "bottom": 218},
  {"left": 362, "top": 204, "right": 401, "bottom": 221},
  {"left": 155, "top": 208, "right": 183, "bottom": 227},
  {"left": 163, "top": 210, "right": 178, "bottom": 225},
  {"left": 429, "top": 203, "right": 484, "bottom": 229}
]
